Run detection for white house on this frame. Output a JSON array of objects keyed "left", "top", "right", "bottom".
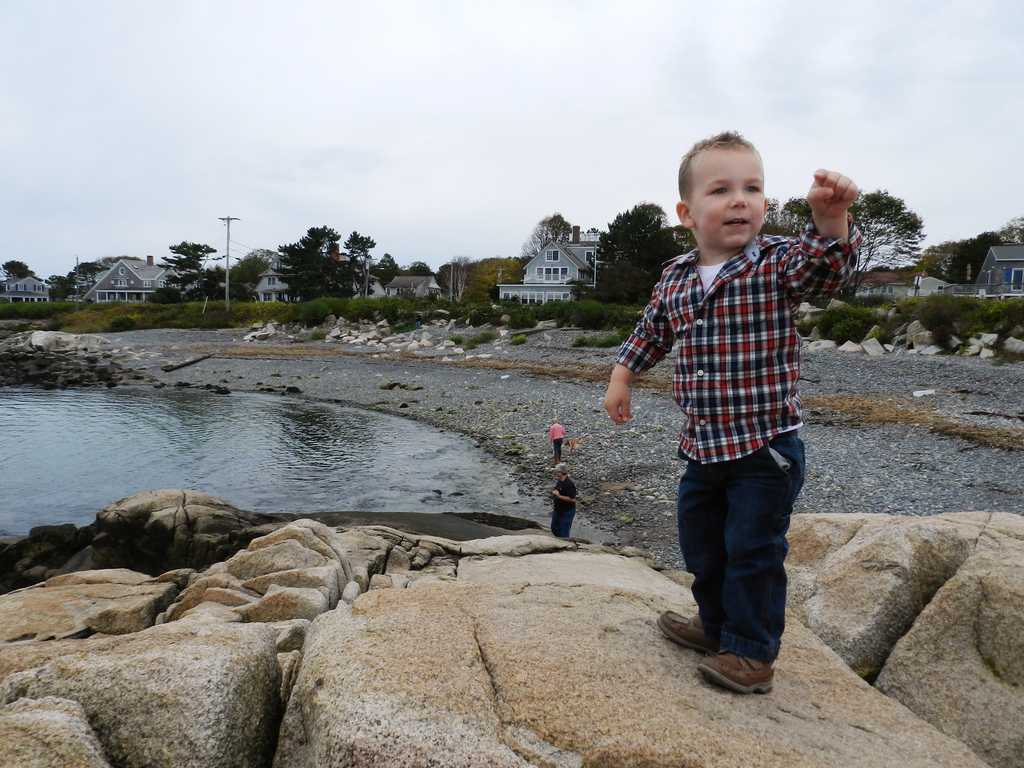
[
  {"left": 254, "top": 258, "right": 290, "bottom": 302},
  {"left": 0, "top": 275, "right": 50, "bottom": 302},
  {"left": 82, "top": 257, "right": 173, "bottom": 303},
  {"left": 499, "top": 226, "right": 597, "bottom": 304}
]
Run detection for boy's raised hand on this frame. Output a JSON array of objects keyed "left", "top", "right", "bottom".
[{"left": 807, "top": 169, "right": 859, "bottom": 241}]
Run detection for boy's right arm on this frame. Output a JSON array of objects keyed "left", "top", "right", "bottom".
[{"left": 604, "top": 278, "right": 675, "bottom": 423}]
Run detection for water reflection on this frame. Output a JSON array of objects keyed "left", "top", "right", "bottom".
[{"left": 0, "top": 387, "right": 521, "bottom": 535}]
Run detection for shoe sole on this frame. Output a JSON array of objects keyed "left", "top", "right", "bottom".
[
  {"left": 697, "top": 664, "right": 773, "bottom": 694},
  {"left": 657, "top": 613, "right": 716, "bottom": 654}
]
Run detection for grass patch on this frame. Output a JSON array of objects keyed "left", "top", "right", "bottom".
[
  {"left": 449, "top": 334, "right": 464, "bottom": 345},
  {"left": 572, "top": 331, "right": 627, "bottom": 348},
  {"left": 804, "top": 395, "right": 1024, "bottom": 452},
  {"left": 464, "top": 330, "right": 498, "bottom": 350},
  {"left": 308, "top": 328, "right": 327, "bottom": 341},
  {"left": 510, "top": 334, "right": 528, "bottom": 345}
]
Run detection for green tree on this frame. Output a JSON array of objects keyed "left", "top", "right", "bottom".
[
  {"left": 277, "top": 226, "right": 347, "bottom": 301},
  {"left": 761, "top": 198, "right": 804, "bottom": 237},
  {"left": 229, "top": 249, "right": 274, "bottom": 299},
  {"left": 372, "top": 252, "right": 400, "bottom": 286},
  {"left": 401, "top": 261, "right": 435, "bottom": 276},
  {"left": 1, "top": 260, "right": 32, "bottom": 280},
  {"left": 344, "top": 231, "right": 377, "bottom": 296},
  {"left": 521, "top": 213, "right": 573, "bottom": 260},
  {"left": 922, "top": 232, "right": 1003, "bottom": 284},
  {"left": 998, "top": 216, "right": 1024, "bottom": 245},
  {"left": 200, "top": 265, "right": 226, "bottom": 299},
  {"left": 464, "top": 257, "right": 522, "bottom": 303},
  {"left": 160, "top": 242, "right": 217, "bottom": 300},
  {"left": 593, "top": 203, "right": 680, "bottom": 303},
  {"left": 781, "top": 190, "right": 924, "bottom": 294},
  {"left": 46, "top": 273, "right": 76, "bottom": 300}
]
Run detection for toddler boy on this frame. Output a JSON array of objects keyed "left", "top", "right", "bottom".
[{"left": 603, "top": 132, "right": 861, "bottom": 693}]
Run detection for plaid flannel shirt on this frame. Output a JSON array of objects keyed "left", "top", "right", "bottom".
[{"left": 616, "top": 221, "right": 862, "bottom": 463}]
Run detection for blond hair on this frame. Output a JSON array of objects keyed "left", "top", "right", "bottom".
[{"left": 678, "top": 131, "right": 760, "bottom": 201}]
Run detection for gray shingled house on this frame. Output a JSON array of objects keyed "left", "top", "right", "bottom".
[
  {"left": 82, "top": 257, "right": 174, "bottom": 303},
  {"left": 0, "top": 275, "right": 50, "bottom": 302},
  {"left": 976, "top": 245, "right": 1024, "bottom": 298}
]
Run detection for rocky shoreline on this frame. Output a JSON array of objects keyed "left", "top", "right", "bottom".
[
  {"left": 4, "top": 326, "right": 1023, "bottom": 569},
  {"left": 1, "top": 489, "right": 1020, "bottom": 767}
]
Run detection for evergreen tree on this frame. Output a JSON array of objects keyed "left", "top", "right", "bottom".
[
  {"left": 344, "top": 231, "right": 377, "bottom": 296},
  {"left": 160, "top": 242, "right": 217, "bottom": 300},
  {"left": 1, "top": 260, "right": 32, "bottom": 280},
  {"left": 277, "top": 226, "right": 346, "bottom": 301},
  {"left": 372, "top": 252, "right": 400, "bottom": 286},
  {"left": 592, "top": 203, "right": 679, "bottom": 304}
]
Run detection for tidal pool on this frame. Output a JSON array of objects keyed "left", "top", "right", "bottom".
[{"left": 0, "top": 387, "right": 523, "bottom": 535}]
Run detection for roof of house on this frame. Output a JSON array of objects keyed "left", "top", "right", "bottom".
[
  {"left": 859, "top": 271, "right": 913, "bottom": 286},
  {"left": 535, "top": 240, "right": 591, "bottom": 271},
  {"left": 2, "top": 275, "right": 46, "bottom": 285},
  {"left": 989, "top": 245, "right": 1024, "bottom": 262},
  {"left": 386, "top": 275, "right": 439, "bottom": 289}
]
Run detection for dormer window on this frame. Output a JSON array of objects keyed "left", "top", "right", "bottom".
[
  {"left": 585, "top": 250, "right": 595, "bottom": 264},
  {"left": 546, "top": 250, "right": 559, "bottom": 261}
]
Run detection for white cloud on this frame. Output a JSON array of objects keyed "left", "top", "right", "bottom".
[{"left": 1, "top": 0, "right": 1021, "bottom": 278}]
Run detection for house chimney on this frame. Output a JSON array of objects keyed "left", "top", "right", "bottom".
[
  {"left": 146, "top": 254, "right": 154, "bottom": 266},
  {"left": 572, "top": 225, "right": 580, "bottom": 244}
]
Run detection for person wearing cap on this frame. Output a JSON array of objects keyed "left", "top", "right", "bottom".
[{"left": 550, "top": 463, "right": 577, "bottom": 539}]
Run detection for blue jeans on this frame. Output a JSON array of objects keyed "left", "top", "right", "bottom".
[
  {"left": 551, "top": 507, "right": 576, "bottom": 538},
  {"left": 677, "top": 431, "right": 805, "bottom": 662}
]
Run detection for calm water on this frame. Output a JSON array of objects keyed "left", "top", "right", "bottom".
[{"left": 0, "top": 387, "right": 523, "bottom": 535}]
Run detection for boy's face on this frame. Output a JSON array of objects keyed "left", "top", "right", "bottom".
[{"left": 676, "top": 147, "right": 767, "bottom": 260}]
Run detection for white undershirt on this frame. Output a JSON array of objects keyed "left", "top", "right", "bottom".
[{"left": 696, "top": 262, "right": 726, "bottom": 290}]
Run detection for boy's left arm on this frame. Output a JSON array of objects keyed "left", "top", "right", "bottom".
[{"left": 780, "top": 169, "right": 863, "bottom": 301}]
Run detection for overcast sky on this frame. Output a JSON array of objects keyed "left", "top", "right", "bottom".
[{"left": 3, "top": 1, "right": 1021, "bottom": 278}]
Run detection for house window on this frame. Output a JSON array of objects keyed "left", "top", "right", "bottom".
[
  {"left": 267, "top": 276, "right": 277, "bottom": 285},
  {"left": 114, "top": 278, "right": 128, "bottom": 287},
  {"left": 536, "top": 267, "right": 543, "bottom": 278},
  {"left": 562, "top": 293, "right": 570, "bottom": 300},
  {"left": 561, "top": 267, "right": 568, "bottom": 279},
  {"left": 143, "top": 280, "right": 153, "bottom": 288},
  {"left": 546, "top": 250, "right": 559, "bottom": 261},
  {"left": 118, "top": 267, "right": 125, "bottom": 275},
  {"left": 157, "top": 280, "right": 165, "bottom": 287},
  {"left": 1012, "top": 269, "right": 1024, "bottom": 290},
  {"left": 585, "top": 250, "right": 595, "bottom": 263}
]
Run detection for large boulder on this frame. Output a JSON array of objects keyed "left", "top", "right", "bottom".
[
  {"left": 274, "top": 552, "right": 984, "bottom": 768},
  {"left": 0, "top": 569, "right": 179, "bottom": 642},
  {"left": 0, "top": 696, "right": 113, "bottom": 768},
  {"left": 787, "top": 513, "right": 988, "bottom": 678},
  {"left": 876, "top": 542, "right": 1024, "bottom": 768},
  {"left": 90, "top": 490, "right": 282, "bottom": 576},
  {"left": 0, "top": 621, "right": 280, "bottom": 768}
]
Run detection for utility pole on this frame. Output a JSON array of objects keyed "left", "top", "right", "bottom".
[{"left": 218, "top": 216, "right": 240, "bottom": 311}]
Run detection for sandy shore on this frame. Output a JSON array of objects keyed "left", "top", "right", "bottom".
[{"left": 101, "top": 326, "right": 1024, "bottom": 567}]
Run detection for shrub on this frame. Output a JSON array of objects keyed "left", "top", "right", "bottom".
[
  {"left": 150, "top": 287, "right": 182, "bottom": 304},
  {"left": 816, "top": 304, "right": 877, "bottom": 344},
  {"left": 309, "top": 328, "right": 327, "bottom": 341},
  {"left": 0, "top": 301, "right": 77, "bottom": 320},
  {"left": 449, "top": 334, "right": 464, "bottom": 345},
  {"left": 108, "top": 315, "right": 137, "bottom": 332},
  {"left": 464, "top": 330, "right": 498, "bottom": 350},
  {"left": 510, "top": 334, "right": 527, "bottom": 345},
  {"left": 296, "top": 299, "right": 332, "bottom": 326}
]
